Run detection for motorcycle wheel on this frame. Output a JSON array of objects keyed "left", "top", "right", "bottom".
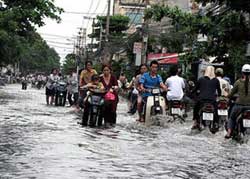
[
  {"left": 209, "top": 121, "right": 217, "bottom": 134},
  {"left": 89, "top": 114, "right": 97, "bottom": 127},
  {"left": 59, "top": 97, "right": 63, "bottom": 106},
  {"left": 55, "top": 95, "right": 59, "bottom": 106},
  {"left": 224, "top": 119, "right": 229, "bottom": 132},
  {"left": 97, "top": 115, "right": 103, "bottom": 127},
  {"left": 82, "top": 110, "right": 89, "bottom": 126},
  {"left": 232, "top": 120, "right": 243, "bottom": 141}
]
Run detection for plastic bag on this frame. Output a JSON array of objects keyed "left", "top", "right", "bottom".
[{"left": 104, "top": 91, "right": 116, "bottom": 101}]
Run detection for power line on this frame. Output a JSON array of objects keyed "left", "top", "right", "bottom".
[
  {"left": 63, "top": 11, "right": 105, "bottom": 15},
  {"left": 81, "top": 0, "right": 94, "bottom": 28},
  {"left": 46, "top": 40, "right": 74, "bottom": 45},
  {"left": 39, "top": 33, "right": 74, "bottom": 39},
  {"left": 48, "top": 44, "right": 74, "bottom": 49},
  {"left": 86, "top": 0, "right": 101, "bottom": 28}
]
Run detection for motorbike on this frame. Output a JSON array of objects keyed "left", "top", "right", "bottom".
[
  {"left": 198, "top": 100, "right": 219, "bottom": 134},
  {"left": 82, "top": 89, "right": 105, "bottom": 127},
  {"left": 225, "top": 107, "right": 250, "bottom": 141},
  {"left": 217, "top": 99, "right": 228, "bottom": 126},
  {"left": 167, "top": 100, "right": 186, "bottom": 123},
  {"left": 21, "top": 80, "right": 28, "bottom": 90},
  {"left": 55, "top": 81, "right": 67, "bottom": 106},
  {"left": 143, "top": 88, "right": 166, "bottom": 126},
  {"left": 36, "top": 80, "right": 43, "bottom": 89}
]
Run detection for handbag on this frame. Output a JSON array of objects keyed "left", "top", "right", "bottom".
[{"left": 104, "top": 91, "right": 116, "bottom": 101}]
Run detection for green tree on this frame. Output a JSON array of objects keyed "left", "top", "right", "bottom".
[
  {"left": 88, "top": 15, "right": 130, "bottom": 64},
  {"left": 144, "top": 3, "right": 250, "bottom": 67},
  {"left": 0, "top": 0, "right": 63, "bottom": 67},
  {"left": 19, "top": 33, "right": 60, "bottom": 74},
  {"left": 62, "top": 53, "right": 77, "bottom": 75}
]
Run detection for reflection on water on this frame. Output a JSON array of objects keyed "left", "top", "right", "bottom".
[{"left": 0, "top": 84, "right": 250, "bottom": 178}]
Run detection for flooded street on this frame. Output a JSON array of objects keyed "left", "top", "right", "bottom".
[{"left": 1, "top": 84, "right": 250, "bottom": 178}]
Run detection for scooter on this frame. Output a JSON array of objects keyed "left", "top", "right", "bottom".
[
  {"left": 217, "top": 99, "right": 228, "bottom": 126},
  {"left": 36, "top": 80, "right": 43, "bottom": 89},
  {"left": 82, "top": 89, "right": 105, "bottom": 127},
  {"left": 228, "top": 107, "right": 250, "bottom": 141},
  {"left": 143, "top": 88, "right": 166, "bottom": 126},
  {"left": 198, "top": 100, "right": 219, "bottom": 134},
  {"left": 167, "top": 100, "right": 186, "bottom": 123},
  {"left": 55, "top": 81, "right": 67, "bottom": 106},
  {"left": 21, "top": 80, "right": 28, "bottom": 90}
]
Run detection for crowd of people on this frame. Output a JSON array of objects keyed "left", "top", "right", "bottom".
[{"left": 18, "top": 59, "right": 249, "bottom": 139}]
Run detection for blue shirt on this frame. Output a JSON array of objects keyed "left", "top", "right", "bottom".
[{"left": 139, "top": 72, "right": 163, "bottom": 97}]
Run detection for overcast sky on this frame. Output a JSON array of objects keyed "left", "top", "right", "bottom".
[{"left": 38, "top": 0, "right": 110, "bottom": 61}]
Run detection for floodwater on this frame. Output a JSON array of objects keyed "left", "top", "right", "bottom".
[{"left": 0, "top": 84, "right": 250, "bottom": 179}]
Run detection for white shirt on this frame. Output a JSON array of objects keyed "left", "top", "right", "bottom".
[
  {"left": 165, "top": 75, "right": 185, "bottom": 101},
  {"left": 217, "top": 77, "right": 231, "bottom": 96},
  {"left": 46, "top": 74, "right": 59, "bottom": 89},
  {"left": 67, "top": 73, "right": 78, "bottom": 93}
]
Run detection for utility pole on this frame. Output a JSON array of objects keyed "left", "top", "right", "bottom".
[
  {"left": 142, "top": 0, "right": 150, "bottom": 64},
  {"left": 101, "top": 0, "right": 111, "bottom": 64},
  {"left": 105, "top": 0, "right": 111, "bottom": 41},
  {"left": 91, "top": 18, "right": 95, "bottom": 52},
  {"left": 99, "top": 24, "right": 103, "bottom": 50},
  {"left": 75, "top": 33, "right": 81, "bottom": 92}
]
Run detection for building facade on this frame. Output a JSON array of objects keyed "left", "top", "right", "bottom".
[{"left": 113, "top": 0, "right": 191, "bottom": 34}]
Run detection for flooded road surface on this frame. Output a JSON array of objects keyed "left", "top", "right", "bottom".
[{"left": 1, "top": 84, "right": 250, "bottom": 178}]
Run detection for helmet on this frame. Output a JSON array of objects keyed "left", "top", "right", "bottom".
[
  {"left": 242, "top": 64, "right": 250, "bottom": 73},
  {"left": 215, "top": 68, "right": 224, "bottom": 75}
]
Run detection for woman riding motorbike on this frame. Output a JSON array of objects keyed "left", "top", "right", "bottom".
[
  {"left": 225, "top": 64, "right": 250, "bottom": 139},
  {"left": 99, "top": 65, "right": 119, "bottom": 126},
  {"left": 191, "top": 66, "right": 221, "bottom": 130}
]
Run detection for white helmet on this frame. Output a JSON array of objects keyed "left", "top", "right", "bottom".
[{"left": 242, "top": 64, "right": 250, "bottom": 73}]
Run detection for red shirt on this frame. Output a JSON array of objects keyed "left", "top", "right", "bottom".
[{"left": 100, "top": 75, "right": 118, "bottom": 101}]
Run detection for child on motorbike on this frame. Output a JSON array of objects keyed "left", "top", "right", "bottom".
[
  {"left": 81, "top": 74, "right": 105, "bottom": 126},
  {"left": 82, "top": 74, "right": 105, "bottom": 101}
]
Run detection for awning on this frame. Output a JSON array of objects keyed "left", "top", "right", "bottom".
[{"left": 147, "top": 53, "right": 178, "bottom": 64}]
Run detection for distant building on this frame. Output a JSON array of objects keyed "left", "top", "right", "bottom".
[
  {"left": 113, "top": 0, "right": 146, "bottom": 34},
  {"left": 113, "top": 0, "right": 191, "bottom": 34}
]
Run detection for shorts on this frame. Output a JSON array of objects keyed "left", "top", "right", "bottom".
[{"left": 46, "top": 87, "right": 55, "bottom": 96}]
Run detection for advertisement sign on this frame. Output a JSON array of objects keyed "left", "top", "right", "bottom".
[{"left": 133, "top": 42, "right": 142, "bottom": 54}]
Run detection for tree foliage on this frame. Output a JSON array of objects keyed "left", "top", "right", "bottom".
[
  {"left": 144, "top": 2, "right": 250, "bottom": 67},
  {"left": 89, "top": 15, "right": 130, "bottom": 41},
  {"left": 61, "top": 53, "right": 77, "bottom": 75},
  {"left": 0, "top": 0, "right": 63, "bottom": 73}
]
